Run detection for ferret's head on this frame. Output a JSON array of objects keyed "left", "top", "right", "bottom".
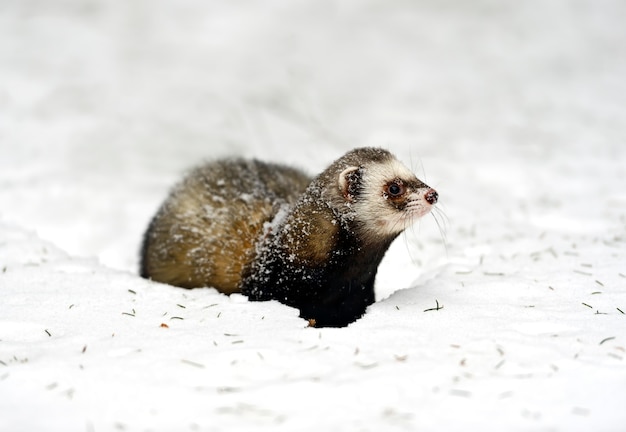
[{"left": 325, "top": 148, "right": 438, "bottom": 242}]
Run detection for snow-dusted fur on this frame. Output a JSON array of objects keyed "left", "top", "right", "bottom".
[{"left": 140, "top": 159, "right": 311, "bottom": 293}]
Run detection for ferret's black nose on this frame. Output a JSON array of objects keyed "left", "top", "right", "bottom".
[{"left": 425, "top": 189, "right": 438, "bottom": 205}]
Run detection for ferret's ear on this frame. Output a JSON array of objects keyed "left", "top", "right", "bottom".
[{"left": 338, "top": 166, "right": 363, "bottom": 201}]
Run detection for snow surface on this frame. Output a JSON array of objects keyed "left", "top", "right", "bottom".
[{"left": 1, "top": 0, "right": 626, "bottom": 431}]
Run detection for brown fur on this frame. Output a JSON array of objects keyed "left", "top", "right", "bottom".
[
  {"left": 280, "top": 199, "right": 340, "bottom": 267},
  {"left": 140, "top": 159, "right": 311, "bottom": 292}
]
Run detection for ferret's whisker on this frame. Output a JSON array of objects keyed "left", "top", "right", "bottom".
[{"left": 431, "top": 207, "right": 449, "bottom": 256}]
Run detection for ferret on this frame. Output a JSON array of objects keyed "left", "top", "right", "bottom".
[{"left": 140, "top": 147, "right": 438, "bottom": 327}]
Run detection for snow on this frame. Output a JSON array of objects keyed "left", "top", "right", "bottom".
[{"left": 1, "top": 0, "right": 625, "bottom": 430}]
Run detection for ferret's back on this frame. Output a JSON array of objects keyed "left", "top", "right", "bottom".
[{"left": 140, "top": 159, "right": 311, "bottom": 292}]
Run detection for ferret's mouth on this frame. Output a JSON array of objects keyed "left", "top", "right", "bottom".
[
  {"left": 405, "top": 201, "right": 432, "bottom": 218},
  {"left": 404, "top": 188, "right": 437, "bottom": 218},
  {"left": 378, "top": 190, "right": 437, "bottom": 236}
]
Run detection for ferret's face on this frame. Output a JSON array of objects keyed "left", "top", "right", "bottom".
[{"left": 339, "top": 157, "right": 438, "bottom": 239}]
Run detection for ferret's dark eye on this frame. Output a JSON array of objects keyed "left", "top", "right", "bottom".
[{"left": 386, "top": 182, "right": 405, "bottom": 197}]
